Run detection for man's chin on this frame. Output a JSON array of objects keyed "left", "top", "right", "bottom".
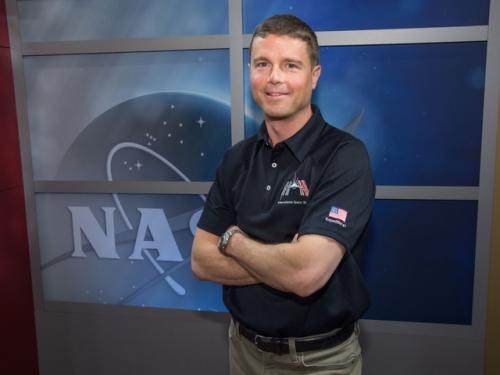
[
  {"left": 261, "top": 108, "right": 291, "bottom": 121},
  {"left": 264, "top": 113, "right": 290, "bottom": 122}
]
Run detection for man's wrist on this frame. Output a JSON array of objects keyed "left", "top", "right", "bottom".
[{"left": 218, "top": 228, "right": 242, "bottom": 255}]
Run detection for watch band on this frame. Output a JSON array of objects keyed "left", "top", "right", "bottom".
[{"left": 218, "top": 228, "right": 241, "bottom": 255}]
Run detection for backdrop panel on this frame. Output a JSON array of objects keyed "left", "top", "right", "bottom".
[
  {"left": 245, "top": 42, "right": 486, "bottom": 186},
  {"left": 24, "top": 50, "right": 232, "bottom": 181},
  {"left": 17, "top": 0, "right": 229, "bottom": 41},
  {"left": 243, "top": 0, "right": 490, "bottom": 32}
]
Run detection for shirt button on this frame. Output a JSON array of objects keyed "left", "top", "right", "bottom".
[
  {"left": 271, "top": 162, "right": 277, "bottom": 168},
  {"left": 266, "top": 185, "right": 271, "bottom": 191}
]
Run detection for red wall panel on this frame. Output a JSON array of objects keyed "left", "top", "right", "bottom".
[
  {"left": 0, "top": 0, "right": 8, "bottom": 47},
  {"left": 0, "top": 2, "right": 39, "bottom": 373},
  {"left": 0, "top": 47, "right": 23, "bottom": 191},
  {"left": 0, "top": 188, "right": 39, "bottom": 375}
]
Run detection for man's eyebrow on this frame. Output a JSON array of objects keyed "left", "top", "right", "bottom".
[
  {"left": 251, "top": 56, "right": 269, "bottom": 62},
  {"left": 284, "top": 58, "right": 304, "bottom": 65},
  {"left": 251, "top": 57, "right": 304, "bottom": 65}
]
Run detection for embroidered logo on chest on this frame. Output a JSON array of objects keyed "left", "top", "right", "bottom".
[{"left": 277, "top": 173, "right": 309, "bottom": 205}]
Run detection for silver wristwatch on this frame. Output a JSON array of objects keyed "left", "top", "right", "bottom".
[{"left": 218, "top": 228, "right": 240, "bottom": 255}]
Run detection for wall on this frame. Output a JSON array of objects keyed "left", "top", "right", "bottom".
[
  {"left": 0, "top": 0, "right": 39, "bottom": 373},
  {"left": 485, "top": 102, "right": 500, "bottom": 375}
]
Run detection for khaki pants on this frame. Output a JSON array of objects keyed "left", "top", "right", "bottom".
[{"left": 229, "top": 321, "right": 362, "bottom": 375}]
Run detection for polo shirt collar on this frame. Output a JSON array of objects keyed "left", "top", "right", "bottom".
[{"left": 257, "top": 105, "right": 326, "bottom": 162}]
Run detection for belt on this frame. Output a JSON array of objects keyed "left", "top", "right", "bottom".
[{"left": 237, "top": 322, "right": 355, "bottom": 355}]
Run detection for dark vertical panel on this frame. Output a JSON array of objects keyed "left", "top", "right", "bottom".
[
  {"left": 0, "top": 0, "right": 8, "bottom": 47},
  {"left": 0, "top": 187, "right": 39, "bottom": 374},
  {"left": 0, "top": 4, "right": 39, "bottom": 373},
  {"left": 0, "top": 47, "right": 23, "bottom": 191}
]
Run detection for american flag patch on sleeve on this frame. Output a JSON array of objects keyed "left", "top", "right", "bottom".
[{"left": 327, "top": 206, "right": 348, "bottom": 225}]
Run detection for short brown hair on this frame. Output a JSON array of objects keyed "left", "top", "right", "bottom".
[{"left": 249, "top": 14, "right": 320, "bottom": 67}]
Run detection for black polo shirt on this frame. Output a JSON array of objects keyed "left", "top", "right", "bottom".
[{"left": 197, "top": 106, "right": 375, "bottom": 337}]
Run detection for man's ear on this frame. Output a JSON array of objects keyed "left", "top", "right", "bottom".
[{"left": 312, "top": 64, "right": 321, "bottom": 89}]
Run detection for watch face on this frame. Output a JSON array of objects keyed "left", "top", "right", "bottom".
[
  {"left": 224, "top": 231, "right": 231, "bottom": 244},
  {"left": 219, "top": 231, "right": 229, "bottom": 252}
]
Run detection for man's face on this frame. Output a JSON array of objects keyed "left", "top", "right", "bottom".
[{"left": 250, "top": 34, "right": 321, "bottom": 123}]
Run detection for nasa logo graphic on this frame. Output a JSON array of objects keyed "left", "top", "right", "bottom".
[{"left": 41, "top": 92, "right": 256, "bottom": 311}]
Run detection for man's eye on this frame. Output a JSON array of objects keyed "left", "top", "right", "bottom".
[
  {"left": 255, "top": 62, "right": 268, "bottom": 68},
  {"left": 286, "top": 63, "right": 298, "bottom": 69}
]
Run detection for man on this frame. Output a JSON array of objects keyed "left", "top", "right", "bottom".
[{"left": 191, "top": 14, "right": 375, "bottom": 375}]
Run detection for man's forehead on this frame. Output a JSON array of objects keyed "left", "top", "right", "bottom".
[
  {"left": 250, "top": 34, "right": 309, "bottom": 56},
  {"left": 252, "top": 34, "right": 305, "bottom": 45}
]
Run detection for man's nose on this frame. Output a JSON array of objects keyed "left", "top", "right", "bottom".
[{"left": 268, "top": 65, "right": 282, "bottom": 83}]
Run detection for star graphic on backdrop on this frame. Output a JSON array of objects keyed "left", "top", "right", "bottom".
[
  {"left": 196, "top": 117, "right": 206, "bottom": 127},
  {"left": 135, "top": 161, "right": 143, "bottom": 170},
  {"left": 145, "top": 132, "right": 157, "bottom": 147}
]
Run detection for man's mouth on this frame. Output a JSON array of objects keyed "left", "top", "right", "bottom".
[{"left": 265, "top": 92, "right": 288, "bottom": 97}]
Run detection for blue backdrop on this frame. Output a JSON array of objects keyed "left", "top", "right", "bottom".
[{"left": 21, "top": 0, "right": 488, "bottom": 325}]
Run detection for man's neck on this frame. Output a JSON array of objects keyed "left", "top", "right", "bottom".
[{"left": 265, "top": 106, "right": 313, "bottom": 146}]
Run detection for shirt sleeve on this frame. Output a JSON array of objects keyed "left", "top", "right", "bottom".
[
  {"left": 196, "top": 154, "right": 237, "bottom": 236},
  {"left": 298, "top": 139, "right": 375, "bottom": 252}
]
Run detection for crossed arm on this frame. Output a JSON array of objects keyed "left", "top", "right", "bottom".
[{"left": 191, "top": 227, "right": 346, "bottom": 298}]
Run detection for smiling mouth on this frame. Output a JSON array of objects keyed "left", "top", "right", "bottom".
[{"left": 265, "top": 92, "right": 288, "bottom": 97}]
